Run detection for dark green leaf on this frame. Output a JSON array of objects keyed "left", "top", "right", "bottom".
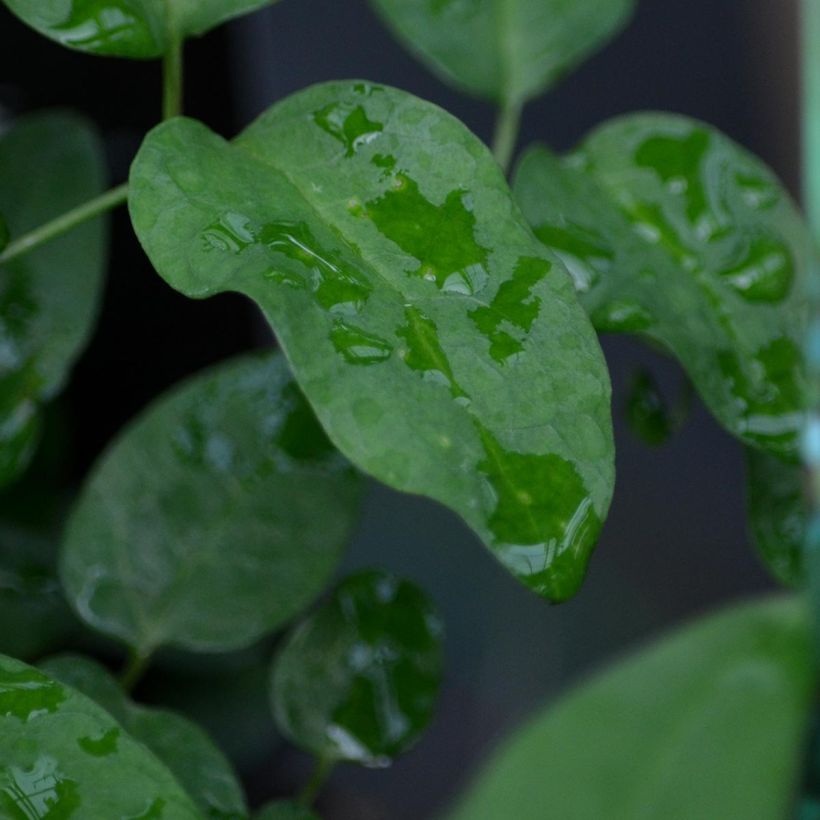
[
  {"left": 61, "top": 351, "right": 362, "bottom": 655},
  {"left": 0, "top": 213, "right": 8, "bottom": 252},
  {"left": 369, "top": 0, "right": 635, "bottom": 104},
  {"left": 255, "top": 802, "right": 319, "bottom": 820},
  {"left": 0, "top": 110, "right": 107, "bottom": 487},
  {"left": 514, "top": 117, "right": 811, "bottom": 459},
  {"left": 745, "top": 448, "right": 805, "bottom": 586},
  {"left": 41, "top": 654, "right": 248, "bottom": 819},
  {"left": 270, "top": 569, "right": 443, "bottom": 767},
  {"left": 128, "top": 81, "right": 615, "bottom": 602},
  {"left": 625, "top": 368, "right": 692, "bottom": 447},
  {"left": 0, "top": 654, "right": 200, "bottom": 818},
  {"left": 1, "top": 0, "right": 278, "bottom": 59},
  {"left": 447, "top": 596, "right": 813, "bottom": 820}
]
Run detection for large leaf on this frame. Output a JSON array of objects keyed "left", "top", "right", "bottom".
[
  {"left": 0, "top": 111, "right": 107, "bottom": 486},
  {"left": 514, "top": 115, "right": 811, "bottom": 459},
  {"left": 129, "top": 81, "right": 615, "bottom": 602},
  {"left": 41, "top": 654, "right": 248, "bottom": 819},
  {"left": 446, "top": 596, "right": 813, "bottom": 820},
  {"left": 61, "top": 351, "right": 362, "bottom": 655},
  {"left": 0, "top": 654, "right": 200, "bottom": 818},
  {"left": 369, "top": 0, "right": 635, "bottom": 105},
  {"left": 270, "top": 569, "right": 443, "bottom": 767},
  {"left": 1, "top": 0, "right": 278, "bottom": 59}
]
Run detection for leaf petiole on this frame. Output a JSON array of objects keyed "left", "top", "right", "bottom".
[
  {"left": 492, "top": 97, "right": 523, "bottom": 174},
  {"left": 297, "top": 755, "right": 335, "bottom": 808},
  {"left": 120, "top": 647, "right": 152, "bottom": 693}
]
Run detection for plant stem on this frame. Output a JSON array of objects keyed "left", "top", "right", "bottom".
[
  {"left": 492, "top": 98, "right": 523, "bottom": 174},
  {"left": 297, "top": 755, "right": 334, "bottom": 808},
  {"left": 0, "top": 183, "right": 128, "bottom": 267},
  {"left": 162, "top": 36, "right": 184, "bottom": 120},
  {"left": 120, "top": 649, "right": 152, "bottom": 693}
]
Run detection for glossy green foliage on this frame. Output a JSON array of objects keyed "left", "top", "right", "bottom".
[
  {"left": 1, "top": 0, "right": 278, "bottom": 59},
  {"left": 61, "top": 351, "right": 362, "bottom": 655},
  {"left": 270, "top": 570, "right": 443, "bottom": 767},
  {"left": 41, "top": 654, "right": 247, "bottom": 818},
  {"left": 0, "top": 654, "right": 200, "bottom": 818},
  {"left": 0, "top": 111, "right": 106, "bottom": 487},
  {"left": 129, "top": 81, "right": 615, "bottom": 602},
  {"left": 369, "top": 0, "right": 635, "bottom": 105},
  {"left": 745, "top": 448, "right": 805, "bottom": 586},
  {"left": 514, "top": 116, "right": 811, "bottom": 460},
  {"left": 255, "top": 802, "right": 319, "bottom": 820},
  {"left": 0, "top": 525, "right": 74, "bottom": 660},
  {"left": 447, "top": 596, "right": 813, "bottom": 820}
]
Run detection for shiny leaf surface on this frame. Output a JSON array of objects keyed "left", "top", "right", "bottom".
[
  {"left": 0, "top": 111, "right": 106, "bottom": 486},
  {"left": 447, "top": 596, "right": 813, "bottom": 820},
  {"left": 270, "top": 569, "right": 443, "bottom": 767},
  {"left": 369, "top": 0, "right": 635, "bottom": 104},
  {"left": 514, "top": 116, "right": 811, "bottom": 459},
  {"left": 255, "top": 802, "right": 319, "bottom": 820},
  {"left": 1, "top": 0, "right": 278, "bottom": 59},
  {"left": 0, "top": 654, "right": 200, "bottom": 818},
  {"left": 61, "top": 351, "right": 362, "bottom": 654},
  {"left": 129, "top": 81, "right": 615, "bottom": 602},
  {"left": 41, "top": 654, "right": 248, "bottom": 819}
]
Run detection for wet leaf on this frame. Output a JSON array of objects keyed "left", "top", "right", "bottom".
[
  {"left": 270, "top": 569, "right": 443, "bottom": 767},
  {"left": 0, "top": 654, "right": 200, "bottom": 818},
  {"left": 41, "top": 654, "right": 248, "bottom": 819},
  {"left": 745, "top": 448, "right": 805, "bottom": 586},
  {"left": 514, "top": 116, "right": 811, "bottom": 459},
  {"left": 447, "top": 596, "right": 813, "bottom": 820},
  {"left": 61, "top": 351, "right": 362, "bottom": 655},
  {"left": 369, "top": 0, "right": 635, "bottom": 104},
  {"left": 1, "top": 0, "right": 278, "bottom": 59},
  {"left": 255, "top": 801, "right": 319, "bottom": 820},
  {"left": 0, "top": 111, "right": 107, "bottom": 487},
  {"left": 129, "top": 81, "right": 615, "bottom": 602}
]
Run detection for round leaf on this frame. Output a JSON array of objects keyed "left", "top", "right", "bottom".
[
  {"left": 447, "top": 596, "right": 814, "bottom": 820},
  {"left": 128, "top": 81, "right": 615, "bottom": 602},
  {"left": 0, "top": 654, "right": 200, "bottom": 818},
  {"left": 61, "top": 351, "right": 362, "bottom": 655},
  {"left": 270, "top": 569, "right": 443, "bottom": 767}
]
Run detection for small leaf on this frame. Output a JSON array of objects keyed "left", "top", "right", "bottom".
[
  {"left": 745, "top": 448, "right": 805, "bottom": 586},
  {"left": 369, "top": 0, "right": 635, "bottom": 105},
  {"left": 514, "top": 117, "right": 811, "bottom": 459},
  {"left": 255, "top": 801, "right": 319, "bottom": 820},
  {"left": 128, "top": 81, "right": 615, "bottom": 602},
  {"left": 270, "top": 569, "right": 443, "bottom": 767},
  {"left": 625, "top": 368, "right": 692, "bottom": 447},
  {"left": 1, "top": 0, "right": 279, "bottom": 59},
  {"left": 61, "top": 351, "right": 362, "bottom": 655},
  {"left": 446, "top": 596, "right": 813, "bottom": 820},
  {"left": 41, "top": 654, "right": 248, "bottom": 819},
  {"left": 0, "top": 654, "right": 200, "bottom": 818}
]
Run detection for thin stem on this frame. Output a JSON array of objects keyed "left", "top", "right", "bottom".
[
  {"left": 119, "top": 649, "right": 152, "bottom": 693},
  {"left": 492, "top": 98, "right": 523, "bottom": 174},
  {"left": 297, "top": 756, "right": 334, "bottom": 808},
  {"left": 805, "top": 0, "right": 820, "bottom": 239},
  {"left": 162, "top": 35, "right": 184, "bottom": 120},
  {"left": 0, "top": 183, "right": 128, "bottom": 267}
]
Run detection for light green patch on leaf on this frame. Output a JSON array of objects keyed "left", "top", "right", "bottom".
[
  {"left": 128, "top": 80, "right": 615, "bottom": 602},
  {"left": 446, "top": 596, "right": 813, "bottom": 820},
  {"left": 60, "top": 351, "right": 362, "bottom": 654}
]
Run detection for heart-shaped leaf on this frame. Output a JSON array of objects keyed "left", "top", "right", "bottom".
[
  {"left": 61, "top": 351, "right": 362, "bottom": 655},
  {"left": 0, "top": 111, "right": 107, "bottom": 486},
  {"left": 270, "top": 569, "right": 443, "bottom": 767},
  {"left": 369, "top": 0, "right": 635, "bottom": 105},
  {"left": 514, "top": 116, "right": 811, "bottom": 459},
  {"left": 1, "top": 0, "right": 278, "bottom": 59},
  {"left": 0, "top": 654, "right": 200, "bottom": 818},
  {"left": 128, "top": 81, "right": 615, "bottom": 602},
  {"left": 446, "top": 596, "right": 813, "bottom": 820},
  {"left": 41, "top": 654, "right": 248, "bottom": 819}
]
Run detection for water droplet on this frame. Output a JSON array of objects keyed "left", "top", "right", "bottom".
[
  {"left": 590, "top": 300, "right": 654, "bottom": 333},
  {"left": 720, "top": 234, "right": 794, "bottom": 302},
  {"left": 201, "top": 212, "right": 254, "bottom": 254},
  {"left": 78, "top": 727, "right": 120, "bottom": 758},
  {"left": 52, "top": 2, "right": 156, "bottom": 54},
  {"left": 533, "top": 223, "right": 612, "bottom": 293},
  {"left": 330, "top": 320, "right": 392, "bottom": 365},
  {"left": 0, "top": 667, "right": 66, "bottom": 722},
  {"left": 0, "top": 757, "right": 80, "bottom": 817},
  {"left": 313, "top": 102, "right": 383, "bottom": 157}
]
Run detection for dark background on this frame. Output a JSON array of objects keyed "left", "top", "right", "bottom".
[{"left": 0, "top": 1, "right": 801, "bottom": 817}]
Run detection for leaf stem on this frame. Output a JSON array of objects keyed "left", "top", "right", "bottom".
[
  {"left": 162, "top": 35, "right": 184, "bottom": 120},
  {"left": 119, "top": 648, "right": 152, "bottom": 693},
  {"left": 0, "top": 183, "right": 128, "bottom": 267},
  {"left": 297, "top": 755, "right": 335, "bottom": 808},
  {"left": 492, "top": 98, "right": 523, "bottom": 174}
]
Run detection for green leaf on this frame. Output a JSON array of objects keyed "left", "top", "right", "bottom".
[
  {"left": 514, "top": 116, "right": 811, "bottom": 459},
  {"left": 255, "top": 802, "right": 319, "bottom": 820},
  {"left": 61, "top": 351, "right": 362, "bottom": 655},
  {"left": 446, "top": 596, "right": 813, "bottom": 820},
  {"left": 41, "top": 654, "right": 248, "bottom": 819},
  {"left": 0, "top": 110, "right": 107, "bottom": 487},
  {"left": 128, "top": 80, "right": 615, "bottom": 602},
  {"left": 0, "top": 654, "right": 200, "bottom": 818},
  {"left": 1, "top": 0, "right": 278, "bottom": 59},
  {"left": 625, "top": 368, "right": 692, "bottom": 447},
  {"left": 0, "top": 213, "right": 8, "bottom": 253},
  {"left": 745, "top": 448, "right": 805, "bottom": 586},
  {"left": 270, "top": 569, "right": 443, "bottom": 767},
  {"left": 369, "top": 0, "right": 635, "bottom": 105}
]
